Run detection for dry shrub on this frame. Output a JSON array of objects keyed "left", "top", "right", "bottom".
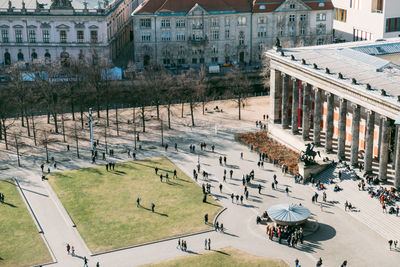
[{"left": 236, "top": 130, "right": 300, "bottom": 174}]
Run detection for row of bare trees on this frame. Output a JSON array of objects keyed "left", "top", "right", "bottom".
[{"left": 0, "top": 57, "right": 256, "bottom": 164}]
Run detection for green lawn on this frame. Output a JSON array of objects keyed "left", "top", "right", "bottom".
[
  {"left": 0, "top": 180, "right": 51, "bottom": 267},
  {"left": 142, "top": 246, "right": 289, "bottom": 267},
  {"left": 48, "top": 157, "right": 222, "bottom": 253}
]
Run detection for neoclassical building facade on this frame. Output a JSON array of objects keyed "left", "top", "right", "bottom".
[
  {"left": 132, "top": 0, "right": 334, "bottom": 68},
  {"left": 0, "top": 0, "right": 142, "bottom": 66},
  {"left": 266, "top": 38, "right": 400, "bottom": 187}
]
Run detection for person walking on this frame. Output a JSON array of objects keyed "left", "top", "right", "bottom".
[
  {"left": 71, "top": 246, "right": 75, "bottom": 256},
  {"left": 219, "top": 183, "right": 223, "bottom": 193},
  {"left": 285, "top": 186, "right": 289, "bottom": 196},
  {"left": 316, "top": 257, "right": 322, "bottom": 267},
  {"left": 295, "top": 258, "right": 299, "bottom": 267},
  {"left": 230, "top": 169, "right": 233, "bottom": 179},
  {"left": 341, "top": 260, "right": 348, "bottom": 267},
  {"left": 208, "top": 238, "right": 211, "bottom": 250},
  {"left": 258, "top": 184, "right": 262, "bottom": 194},
  {"left": 40, "top": 163, "right": 44, "bottom": 172},
  {"left": 231, "top": 193, "right": 234, "bottom": 203},
  {"left": 173, "top": 169, "right": 177, "bottom": 178},
  {"left": 96, "top": 262, "right": 100, "bottom": 267},
  {"left": 66, "top": 243, "right": 70, "bottom": 255},
  {"left": 136, "top": 197, "right": 141, "bottom": 207},
  {"left": 83, "top": 256, "right": 88, "bottom": 267},
  {"left": 204, "top": 238, "right": 208, "bottom": 250},
  {"left": 204, "top": 213, "right": 208, "bottom": 224},
  {"left": 151, "top": 202, "right": 155, "bottom": 212},
  {"left": 175, "top": 143, "right": 178, "bottom": 151},
  {"left": 177, "top": 238, "right": 181, "bottom": 249},
  {"left": 389, "top": 239, "right": 393, "bottom": 250},
  {"left": 155, "top": 167, "right": 159, "bottom": 175}
]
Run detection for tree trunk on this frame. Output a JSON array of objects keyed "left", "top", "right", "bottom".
[
  {"left": 115, "top": 105, "right": 119, "bottom": 136},
  {"left": 104, "top": 125, "right": 108, "bottom": 154},
  {"left": 202, "top": 100, "right": 205, "bottom": 115},
  {"left": 31, "top": 114, "right": 37, "bottom": 146},
  {"left": 160, "top": 119, "right": 163, "bottom": 146},
  {"left": 156, "top": 103, "right": 160, "bottom": 120},
  {"left": 141, "top": 106, "right": 145, "bottom": 132},
  {"left": 190, "top": 101, "right": 195, "bottom": 127},
  {"left": 53, "top": 113, "right": 58, "bottom": 133},
  {"left": 80, "top": 107, "right": 84, "bottom": 129},
  {"left": 181, "top": 102, "right": 184, "bottom": 118},
  {"left": 14, "top": 135, "right": 20, "bottom": 167},
  {"left": 71, "top": 101, "right": 75, "bottom": 121},
  {"left": 133, "top": 107, "right": 137, "bottom": 150},
  {"left": 106, "top": 105, "right": 109, "bottom": 127},
  {"left": 167, "top": 103, "right": 171, "bottom": 129},
  {"left": 45, "top": 144, "right": 49, "bottom": 163},
  {"left": 47, "top": 111, "right": 50, "bottom": 124},
  {"left": 21, "top": 109, "right": 25, "bottom": 127},
  {"left": 3, "top": 119, "right": 8, "bottom": 150},
  {"left": 0, "top": 119, "right": 3, "bottom": 140},
  {"left": 25, "top": 112, "right": 30, "bottom": 137},
  {"left": 97, "top": 101, "right": 101, "bottom": 118},
  {"left": 62, "top": 113, "right": 66, "bottom": 142},
  {"left": 75, "top": 124, "right": 79, "bottom": 158},
  {"left": 238, "top": 95, "right": 241, "bottom": 120}
]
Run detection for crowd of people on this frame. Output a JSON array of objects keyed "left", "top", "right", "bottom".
[{"left": 266, "top": 224, "right": 304, "bottom": 247}]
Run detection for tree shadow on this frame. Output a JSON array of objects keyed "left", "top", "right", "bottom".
[{"left": 21, "top": 188, "right": 49, "bottom": 198}]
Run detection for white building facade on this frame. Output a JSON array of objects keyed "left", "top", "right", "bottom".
[
  {"left": 132, "top": 0, "right": 334, "bottom": 69},
  {"left": 0, "top": 0, "right": 142, "bottom": 66},
  {"left": 332, "top": 0, "right": 400, "bottom": 42}
]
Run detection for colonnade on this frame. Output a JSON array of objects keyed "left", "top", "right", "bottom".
[{"left": 270, "top": 69, "right": 400, "bottom": 188}]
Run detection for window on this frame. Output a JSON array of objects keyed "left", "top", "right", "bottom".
[
  {"left": 45, "top": 50, "right": 51, "bottom": 63},
  {"left": 42, "top": 29, "right": 50, "bottom": 43},
  {"left": 211, "top": 57, "right": 218, "bottom": 63},
  {"left": 15, "top": 29, "right": 23, "bottom": 43},
  {"left": 258, "top": 42, "right": 264, "bottom": 51},
  {"left": 178, "top": 46, "right": 185, "bottom": 55},
  {"left": 192, "top": 58, "right": 197, "bottom": 64},
  {"left": 211, "top": 30, "right": 219, "bottom": 40},
  {"left": 386, "top": 17, "right": 400, "bottom": 32},
  {"left": 280, "top": 27, "right": 284, "bottom": 36},
  {"left": 316, "top": 13, "right": 326, "bottom": 21},
  {"left": 300, "top": 14, "right": 307, "bottom": 21},
  {"left": 317, "top": 24, "right": 326, "bottom": 35},
  {"left": 17, "top": 50, "right": 24, "bottom": 61},
  {"left": 31, "top": 50, "right": 37, "bottom": 60},
  {"left": 212, "top": 45, "right": 218, "bottom": 54},
  {"left": 225, "top": 17, "right": 230, "bottom": 26},
  {"left": 258, "top": 17, "right": 266, "bottom": 24},
  {"left": 225, "top": 29, "right": 230, "bottom": 39},
  {"left": 163, "top": 58, "right": 170, "bottom": 65},
  {"left": 259, "top": 4, "right": 266, "bottom": 10},
  {"left": 289, "top": 26, "right": 295, "bottom": 36},
  {"left": 192, "top": 19, "right": 203, "bottom": 29},
  {"left": 237, "top": 17, "right": 246, "bottom": 26},
  {"left": 162, "top": 50, "right": 170, "bottom": 57},
  {"left": 1, "top": 29, "right": 9, "bottom": 43},
  {"left": 192, "top": 30, "right": 203, "bottom": 40},
  {"left": 211, "top": 18, "right": 219, "bottom": 27},
  {"left": 28, "top": 29, "right": 36, "bottom": 43},
  {"left": 77, "top": 30, "right": 84, "bottom": 43},
  {"left": 60, "top": 30, "right": 67, "bottom": 43},
  {"left": 290, "top": 4, "right": 295, "bottom": 9},
  {"left": 258, "top": 27, "right": 267, "bottom": 38},
  {"left": 161, "top": 31, "right": 171, "bottom": 41},
  {"left": 176, "top": 19, "right": 185, "bottom": 28},
  {"left": 176, "top": 32, "right": 185, "bottom": 41},
  {"left": 317, "top": 38, "right": 324, "bottom": 45},
  {"left": 141, "top": 32, "right": 151, "bottom": 42},
  {"left": 334, "top": 8, "right": 347, "bottom": 22},
  {"left": 178, "top": 58, "right": 185, "bottom": 64},
  {"left": 161, "top": 19, "right": 170, "bottom": 28},
  {"left": 300, "top": 27, "right": 306, "bottom": 35},
  {"left": 239, "top": 31, "right": 245, "bottom": 45},
  {"left": 90, "top": 30, "right": 98, "bottom": 43},
  {"left": 140, "top": 18, "right": 151, "bottom": 28},
  {"left": 289, "top": 15, "right": 296, "bottom": 22},
  {"left": 200, "top": 58, "right": 204, "bottom": 64}
]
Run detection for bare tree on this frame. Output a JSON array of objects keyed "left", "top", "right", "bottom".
[
  {"left": 0, "top": 86, "right": 14, "bottom": 150},
  {"left": 226, "top": 66, "right": 252, "bottom": 120},
  {"left": 72, "top": 120, "right": 81, "bottom": 158},
  {"left": 178, "top": 69, "right": 199, "bottom": 127},
  {"left": 38, "top": 129, "right": 57, "bottom": 163}
]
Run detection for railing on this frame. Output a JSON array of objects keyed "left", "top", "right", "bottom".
[{"left": 192, "top": 25, "right": 203, "bottom": 29}]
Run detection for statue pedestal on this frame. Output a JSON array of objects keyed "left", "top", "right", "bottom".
[
  {"left": 273, "top": 46, "right": 282, "bottom": 52},
  {"left": 298, "top": 162, "right": 331, "bottom": 183}
]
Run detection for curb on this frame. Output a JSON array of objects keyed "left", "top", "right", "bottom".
[{"left": 91, "top": 228, "right": 215, "bottom": 257}]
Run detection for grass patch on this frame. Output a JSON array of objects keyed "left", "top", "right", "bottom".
[
  {"left": 0, "top": 180, "right": 51, "bottom": 267},
  {"left": 48, "top": 157, "right": 221, "bottom": 253},
  {"left": 142, "top": 246, "right": 289, "bottom": 267}
]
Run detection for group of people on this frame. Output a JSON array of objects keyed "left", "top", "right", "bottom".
[
  {"left": 0, "top": 192, "right": 5, "bottom": 203},
  {"left": 105, "top": 161, "right": 116, "bottom": 171},
  {"left": 255, "top": 120, "right": 267, "bottom": 130},
  {"left": 266, "top": 224, "right": 304, "bottom": 247},
  {"left": 177, "top": 238, "right": 188, "bottom": 251},
  {"left": 388, "top": 239, "right": 399, "bottom": 250}
]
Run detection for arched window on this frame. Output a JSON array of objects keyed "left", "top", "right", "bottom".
[
  {"left": 60, "top": 51, "right": 70, "bottom": 67},
  {"left": 17, "top": 52, "right": 24, "bottom": 61},
  {"left": 31, "top": 52, "right": 38, "bottom": 60},
  {"left": 44, "top": 52, "right": 51, "bottom": 63},
  {"left": 4, "top": 52, "right": 11, "bottom": 65}
]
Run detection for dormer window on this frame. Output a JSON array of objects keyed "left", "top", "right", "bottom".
[
  {"left": 318, "top": 2, "right": 325, "bottom": 7},
  {"left": 290, "top": 4, "right": 296, "bottom": 9},
  {"left": 259, "top": 4, "right": 266, "bottom": 10}
]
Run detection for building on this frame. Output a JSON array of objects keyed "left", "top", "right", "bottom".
[
  {"left": 332, "top": 0, "right": 400, "bottom": 42},
  {"left": 266, "top": 38, "right": 400, "bottom": 187},
  {"left": 132, "top": 0, "right": 334, "bottom": 69},
  {"left": 0, "top": 0, "right": 142, "bottom": 66}
]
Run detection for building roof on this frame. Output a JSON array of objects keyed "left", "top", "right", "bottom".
[
  {"left": 0, "top": 0, "right": 112, "bottom": 11},
  {"left": 265, "top": 38, "right": 400, "bottom": 117},
  {"left": 134, "top": 0, "right": 251, "bottom": 15},
  {"left": 252, "top": 0, "right": 333, "bottom": 13}
]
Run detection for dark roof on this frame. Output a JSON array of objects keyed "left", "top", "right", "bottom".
[
  {"left": 134, "top": 0, "right": 251, "bottom": 15},
  {"left": 252, "top": 0, "right": 333, "bottom": 13}
]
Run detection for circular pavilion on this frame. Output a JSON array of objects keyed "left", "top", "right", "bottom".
[{"left": 267, "top": 203, "right": 311, "bottom": 226}]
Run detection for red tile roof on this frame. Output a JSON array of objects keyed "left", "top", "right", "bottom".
[
  {"left": 252, "top": 0, "right": 333, "bottom": 13},
  {"left": 134, "top": 0, "right": 251, "bottom": 15}
]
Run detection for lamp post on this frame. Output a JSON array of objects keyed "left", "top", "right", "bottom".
[{"left": 89, "top": 108, "right": 94, "bottom": 153}]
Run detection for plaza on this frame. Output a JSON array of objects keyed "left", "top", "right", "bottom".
[{"left": 1, "top": 96, "right": 400, "bottom": 266}]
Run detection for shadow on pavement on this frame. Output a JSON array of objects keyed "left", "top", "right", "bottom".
[{"left": 307, "top": 223, "right": 336, "bottom": 242}]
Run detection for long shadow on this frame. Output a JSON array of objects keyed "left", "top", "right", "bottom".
[
  {"left": 141, "top": 206, "right": 168, "bottom": 217},
  {"left": 1, "top": 180, "right": 17, "bottom": 187},
  {"left": 112, "top": 170, "right": 127, "bottom": 175},
  {"left": 222, "top": 231, "right": 239, "bottom": 238},
  {"left": 228, "top": 182, "right": 239, "bottom": 186},
  {"left": 130, "top": 161, "right": 173, "bottom": 173},
  {"left": 1, "top": 201, "right": 17, "bottom": 208},
  {"left": 21, "top": 188, "right": 49, "bottom": 198},
  {"left": 213, "top": 194, "right": 228, "bottom": 199},
  {"left": 213, "top": 249, "right": 231, "bottom": 256},
  {"left": 290, "top": 196, "right": 304, "bottom": 201},
  {"left": 204, "top": 201, "right": 221, "bottom": 207},
  {"left": 225, "top": 164, "right": 240, "bottom": 169},
  {"left": 260, "top": 193, "right": 277, "bottom": 198},
  {"left": 185, "top": 250, "right": 199, "bottom": 255},
  {"left": 72, "top": 254, "right": 85, "bottom": 260},
  {"left": 250, "top": 198, "right": 263, "bottom": 203},
  {"left": 166, "top": 181, "right": 183, "bottom": 187},
  {"left": 242, "top": 203, "right": 258, "bottom": 208}
]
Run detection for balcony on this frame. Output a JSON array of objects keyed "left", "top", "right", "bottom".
[
  {"left": 192, "top": 24, "right": 203, "bottom": 29},
  {"left": 188, "top": 36, "right": 208, "bottom": 45}
]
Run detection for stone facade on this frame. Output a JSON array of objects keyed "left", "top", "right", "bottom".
[
  {"left": 0, "top": 0, "right": 142, "bottom": 66},
  {"left": 132, "top": 0, "right": 334, "bottom": 68}
]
